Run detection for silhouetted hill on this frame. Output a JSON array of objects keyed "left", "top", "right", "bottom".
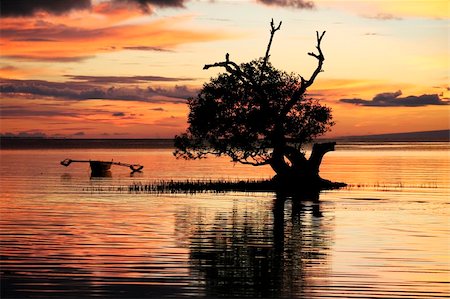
[{"left": 339, "top": 130, "right": 449, "bottom": 142}]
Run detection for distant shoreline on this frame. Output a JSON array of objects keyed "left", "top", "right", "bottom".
[
  {"left": 338, "top": 129, "right": 449, "bottom": 142},
  {"left": 0, "top": 138, "right": 175, "bottom": 149}
]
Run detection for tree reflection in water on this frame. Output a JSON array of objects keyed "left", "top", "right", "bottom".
[{"left": 185, "top": 192, "right": 332, "bottom": 298}]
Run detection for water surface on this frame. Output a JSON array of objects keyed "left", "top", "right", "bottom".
[{"left": 1, "top": 142, "right": 449, "bottom": 298}]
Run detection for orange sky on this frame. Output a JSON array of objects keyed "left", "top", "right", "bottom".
[{"left": 0, "top": 0, "right": 448, "bottom": 138}]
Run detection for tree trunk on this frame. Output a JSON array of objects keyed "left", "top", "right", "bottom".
[{"left": 271, "top": 142, "right": 343, "bottom": 191}]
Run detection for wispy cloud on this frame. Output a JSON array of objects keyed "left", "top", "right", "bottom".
[
  {"left": 0, "top": 12, "right": 231, "bottom": 62},
  {"left": 122, "top": 46, "right": 174, "bottom": 52},
  {"left": 364, "top": 32, "right": 383, "bottom": 36},
  {"left": 66, "top": 75, "right": 194, "bottom": 84},
  {"left": 256, "top": 0, "right": 314, "bottom": 9},
  {"left": 364, "top": 13, "right": 402, "bottom": 20},
  {"left": 11, "top": 38, "right": 60, "bottom": 42},
  {"left": 2, "top": 55, "right": 95, "bottom": 63},
  {"left": 0, "top": 108, "right": 80, "bottom": 118},
  {"left": 340, "top": 90, "right": 448, "bottom": 107},
  {"left": 0, "top": 103, "right": 124, "bottom": 121}
]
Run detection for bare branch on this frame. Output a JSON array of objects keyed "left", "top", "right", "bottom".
[
  {"left": 203, "top": 20, "right": 283, "bottom": 104},
  {"left": 203, "top": 53, "right": 258, "bottom": 86},
  {"left": 307, "top": 31, "right": 325, "bottom": 61},
  {"left": 305, "top": 31, "right": 325, "bottom": 86},
  {"left": 259, "top": 18, "right": 282, "bottom": 84},
  {"left": 280, "top": 31, "right": 326, "bottom": 116}
]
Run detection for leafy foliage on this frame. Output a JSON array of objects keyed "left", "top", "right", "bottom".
[{"left": 174, "top": 58, "right": 334, "bottom": 166}]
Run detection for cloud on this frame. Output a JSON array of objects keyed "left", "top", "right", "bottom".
[
  {"left": 256, "top": 0, "right": 314, "bottom": 9},
  {"left": 364, "top": 13, "right": 402, "bottom": 20},
  {"left": 73, "top": 131, "right": 85, "bottom": 136},
  {"left": 0, "top": 0, "right": 188, "bottom": 18},
  {"left": 340, "top": 90, "right": 449, "bottom": 107},
  {"left": 0, "top": 65, "right": 18, "bottom": 72},
  {"left": 147, "top": 85, "right": 196, "bottom": 100},
  {"left": 1, "top": 0, "right": 91, "bottom": 17},
  {"left": 0, "top": 78, "right": 197, "bottom": 103},
  {"left": 150, "top": 107, "right": 165, "bottom": 111},
  {"left": 364, "top": 33, "right": 382, "bottom": 36},
  {"left": 1, "top": 21, "right": 118, "bottom": 41},
  {"left": 2, "top": 55, "right": 94, "bottom": 62},
  {"left": 112, "top": 112, "right": 126, "bottom": 117},
  {"left": 122, "top": 46, "right": 173, "bottom": 52},
  {"left": 114, "top": 0, "right": 187, "bottom": 13},
  {"left": 0, "top": 14, "right": 229, "bottom": 62},
  {"left": 0, "top": 131, "right": 47, "bottom": 138},
  {"left": 11, "top": 38, "right": 60, "bottom": 42},
  {"left": 0, "top": 108, "right": 80, "bottom": 118},
  {"left": 66, "top": 75, "right": 194, "bottom": 84}
]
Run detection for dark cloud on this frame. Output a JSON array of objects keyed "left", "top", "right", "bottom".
[
  {"left": 66, "top": 75, "right": 194, "bottom": 84},
  {"left": 1, "top": 0, "right": 91, "bottom": 17},
  {"left": 11, "top": 38, "right": 60, "bottom": 42},
  {"left": 1, "top": 22, "right": 110, "bottom": 42},
  {"left": 134, "top": 0, "right": 186, "bottom": 7},
  {"left": 0, "top": 108, "right": 79, "bottom": 118},
  {"left": 0, "top": 0, "right": 187, "bottom": 17},
  {"left": 0, "top": 78, "right": 196, "bottom": 103},
  {"left": 147, "top": 85, "right": 195, "bottom": 100},
  {"left": 150, "top": 107, "right": 165, "bottom": 111},
  {"left": 112, "top": 112, "right": 126, "bottom": 117},
  {"left": 114, "top": 0, "right": 186, "bottom": 10},
  {"left": 107, "top": 0, "right": 187, "bottom": 14},
  {"left": 0, "top": 105, "right": 117, "bottom": 119},
  {"left": 73, "top": 131, "right": 85, "bottom": 136},
  {"left": 256, "top": 0, "right": 314, "bottom": 9},
  {"left": 123, "top": 46, "right": 173, "bottom": 52},
  {"left": 1, "top": 131, "right": 47, "bottom": 138},
  {"left": 340, "top": 90, "right": 449, "bottom": 107}
]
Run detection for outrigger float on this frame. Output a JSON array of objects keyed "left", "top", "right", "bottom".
[{"left": 61, "top": 158, "right": 144, "bottom": 176}]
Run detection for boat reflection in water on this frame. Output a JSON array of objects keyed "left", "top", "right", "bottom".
[{"left": 182, "top": 192, "right": 331, "bottom": 298}]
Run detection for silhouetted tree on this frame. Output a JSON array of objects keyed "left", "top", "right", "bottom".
[{"left": 175, "top": 20, "right": 340, "bottom": 190}]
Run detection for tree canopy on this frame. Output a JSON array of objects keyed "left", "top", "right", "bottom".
[
  {"left": 174, "top": 20, "right": 334, "bottom": 181},
  {"left": 175, "top": 58, "right": 333, "bottom": 165}
]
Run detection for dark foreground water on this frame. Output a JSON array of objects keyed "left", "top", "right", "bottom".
[{"left": 0, "top": 142, "right": 449, "bottom": 298}]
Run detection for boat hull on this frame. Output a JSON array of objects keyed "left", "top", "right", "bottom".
[{"left": 90, "top": 161, "right": 112, "bottom": 177}]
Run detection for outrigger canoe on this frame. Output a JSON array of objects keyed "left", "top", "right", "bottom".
[{"left": 61, "top": 158, "right": 143, "bottom": 176}]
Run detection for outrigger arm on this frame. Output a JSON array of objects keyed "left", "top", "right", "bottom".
[{"left": 61, "top": 158, "right": 144, "bottom": 173}]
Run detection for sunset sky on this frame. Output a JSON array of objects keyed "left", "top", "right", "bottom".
[{"left": 1, "top": 0, "right": 448, "bottom": 138}]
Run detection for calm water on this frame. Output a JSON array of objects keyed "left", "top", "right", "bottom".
[{"left": 0, "top": 142, "right": 449, "bottom": 298}]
